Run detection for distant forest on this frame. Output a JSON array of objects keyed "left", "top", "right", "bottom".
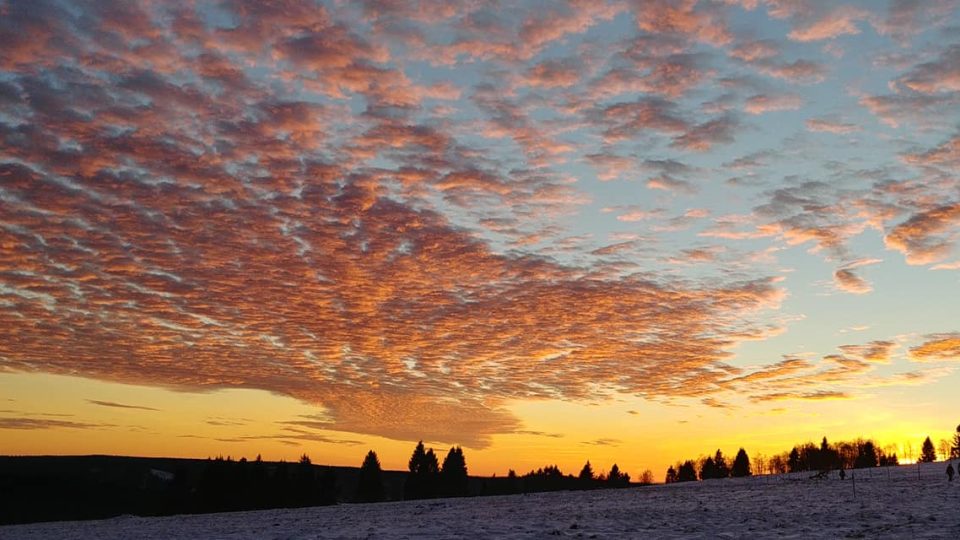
[
  {"left": 666, "top": 427, "right": 960, "bottom": 483},
  {"left": 3, "top": 424, "right": 959, "bottom": 525}
]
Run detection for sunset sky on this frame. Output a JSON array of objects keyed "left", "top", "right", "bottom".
[{"left": 2, "top": 0, "right": 960, "bottom": 479}]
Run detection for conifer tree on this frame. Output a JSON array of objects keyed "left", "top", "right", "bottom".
[
  {"left": 818, "top": 437, "right": 840, "bottom": 470},
  {"left": 731, "top": 448, "right": 751, "bottom": 477},
  {"left": 919, "top": 436, "right": 937, "bottom": 463},
  {"left": 787, "top": 447, "right": 801, "bottom": 472},
  {"left": 355, "top": 450, "right": 385, "bottom": 503},
  {"left": 700, "top": 456, "right": 716, "bottom": 480},
  {"left": 855, "top": 440, "right": 878, "bottom": 468},
  {"left": 578, "top": 461, "right": 595, "bottom": 489},
  {"left": 678, "top": 460, "right": 697, "bottom": 482},
  {"left": 404, "top": 441, "right": 440, "bottom": 499},
  {"left": 665, "top": 466, "right": 678, "bottom": 484},
  {"left": 713, "top": 449, "right": 730, "bottom": 478},
  {"left": 440, "top": 446, "right": 469, "bottom": 497},
  {"left": 607, "top": 463, "right": 629, "bottom": 487}
]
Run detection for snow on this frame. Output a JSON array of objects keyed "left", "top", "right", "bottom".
[{"left": 4, "top": 462, "right": 960, "bottom": 539}]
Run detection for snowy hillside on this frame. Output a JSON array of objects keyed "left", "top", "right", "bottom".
[{"left": 4, "top": 462, "right": 960, "bottom": 539}]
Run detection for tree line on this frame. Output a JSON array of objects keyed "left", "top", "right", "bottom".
[
  {"left": 136, "top": 439, "right": 648, "bottom": 518},
  {"left": 184, "top": 453, "right": 338, "bottom": 514},
  {"left": 664, "top": 448, "right": 751, "bottom": 483},
  {"left": 664, "top": 426, "right": 960, "bottom": 483},
  {"left": 359, "top": 441, "right": 650, "bottom": 501}
]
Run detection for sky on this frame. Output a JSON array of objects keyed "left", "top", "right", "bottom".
[{"left": 2, "top": 0, "right": 960, "bottom": 479}]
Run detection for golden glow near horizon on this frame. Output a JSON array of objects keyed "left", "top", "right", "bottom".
[
  {"left": 1, "top": 372, "right": 954, "bottom": 478},
  {"left": 2, "top": 1, "right": 960, "bottom": 480}
]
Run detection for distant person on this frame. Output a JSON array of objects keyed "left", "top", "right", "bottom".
[
  {"left": 838, "top": 468, "right": 846, "bottom": 480},
  {"left": 947, "top": 463, "right": 955, "bottom": 482}
]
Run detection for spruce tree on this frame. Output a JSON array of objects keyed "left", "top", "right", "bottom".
[
  {"left": 578, "top": 461, "right": 595, "bottom": 489},
  {"left": 920, "top": 436, "right": 937, "bottom": 463},
  {"left": 355, "top": 450, "right": 385, "bottom": 503},
  {"left": 678, "top": 460, "right": 697, "bottom": 482},
  {"left": 819, "top": 437, "right": 840, "bottom": 470},
  {"left": 440, "top": 446, "right": 469, "bottom": 497},
  {"left": 404, "top": 441, "right": 440, "bottom": 499},
  {"left": 603, "top": 464, "right": 629, "bottom": 487},
  {"left": 731, "top": 448, "right": 751, "bottom": 477},
  {"left": 714, "top": 449, "right": 730, "bottom": 478}
]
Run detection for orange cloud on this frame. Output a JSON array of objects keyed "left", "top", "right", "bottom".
[
  {"left": 750, "top": 390, "right": 851, "bottom": 403},
  {"left": 909, "top": 334, "right": 960, "bottom": 362},
  {"left": 837, "top": 340, "right": 896, "bottom": 363},
  {"left": 832, "top": 258, "right": 881, "bottom": 295},
  {"left": 833, "top": 268, "right": 871, "bottom": 294},
  {"left": 885, "top": 204, "right": 960, "bottom": 265},
  {"left": 2, "top": 0, "right": 959, "bottom": 453}
]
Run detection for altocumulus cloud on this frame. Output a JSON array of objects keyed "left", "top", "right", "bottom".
[{"left": 0, "top": 0, "right": 959, "bottom": 448}]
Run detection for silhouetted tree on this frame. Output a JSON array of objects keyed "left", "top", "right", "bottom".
[
  {"left": 787, "top": 447, "right": 801, "bottom": 473},
  {"left": 878, "top": 449, "right": 899, "bottom": 467},
  {"left": 855, "top": 440, "right": 878, "bottom": 468},
  {"left": 578, "top": 461, "right": 595, "bottom": 489},
  {"left": 731, "top": 448, "right": 751, "bottom": 477},
  {"left": 607, "top": 464, "right": 629, "bottom": 488},
  {"left": 700, "top": 456, "right": 716, "bottom": 480},
  {"left": 920, "top": 436, "right": 937, "bottom": 463},
  {"left": 665, "top": 466, "right": 678, "bottom": 484},
  {"left": 404, "top": 441, "right": 440, "bottom": 500},
  {"left": 713, "top": 449, "right": 730, "bottom": 478},
  {"left": 818, "top": 437, "right": 840, "bottom": 471},
  {"left": 769, "top": 454, "right": 787, "bottom": 474},
  {"left": 521, "top": 465, "right": 570, "bottom": 493},
  {"left": 837, "top": 441, "right": 858, "bottom": 469},
  {"left": 677, "top": 460, "right": 697, "bottom": 482},
  {"left": 638, "top": 469, "right": 654, "bottom": 485},
  {"left": 506, "top": 469, "right": 519, "bottom": 494},
  {"left": 440, "top": 446, "right": 469, "bottom": 497},
  {"left": 355, "top": 450, "right": 385, "bottom": 503}
]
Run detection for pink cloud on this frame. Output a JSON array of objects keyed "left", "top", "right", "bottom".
[
  {"left": 744, "top": 93, "right": 803, "bottom": 114},
  {"left": 806, "top": 118, "right": 860, "bottom": 134},
  {"left": 896, "top": 45, "right": 960, "bottom": 94},
  {"left": 671, "top": 115, "right": 739, "bottom": 151},
  {"left": 524, "top": 59, "right": 581, "bottom": 89},
  {"left": 787, "top": 6, "right": 867, "bottom": 42},
  {"left": 634, "top": 0, "right": 733, "bottom": 47}
]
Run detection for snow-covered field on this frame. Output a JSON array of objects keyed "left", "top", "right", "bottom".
[{"left": 4, "top": 462, "right": 960, "bottom": 539}]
